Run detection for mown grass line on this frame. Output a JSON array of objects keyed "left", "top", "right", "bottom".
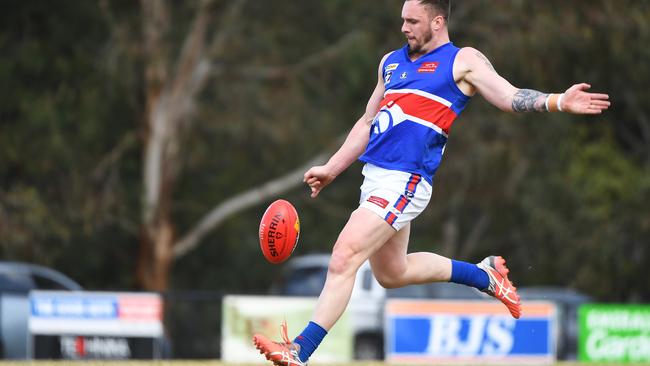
[{"left": 0, "top": 362, "right": 633, "bottom": 366}]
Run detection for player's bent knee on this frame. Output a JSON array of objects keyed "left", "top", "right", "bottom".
[
  {"left": 374, "top": 273, "right": 404, "bottom": 289},
  {"left": 329, "top": 246, "right": 362, "bottom": 277},
  {"left": 371, "top": 260, "right": 408, "bottom": 289},
  {"left": 328, "top": 250, "right": 354, "bottom": 276}
]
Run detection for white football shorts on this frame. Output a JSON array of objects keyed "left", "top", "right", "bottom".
[{"left": 358, "top": 163, "right": 432, "bottom": 231}]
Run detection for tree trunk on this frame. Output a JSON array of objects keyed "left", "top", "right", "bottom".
[
  {"left": 132, "top": 0, "right": 361, "bottom": 290},
  {"left": 136, "top": 0, "right": 174, "bottom": 291},
  {"left": 137, "top": 215, "right": 174, "bottom": 291},
  {"left": 137, "top": 90, "right": 177, "bottom": 290}
]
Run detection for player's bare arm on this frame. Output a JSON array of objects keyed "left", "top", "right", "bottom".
[
  {"left": 303, "top": 54, "right": 390, "bottom": 198},
  {"left": 454, "top": 47, "right": 610, "bottom": 114}
]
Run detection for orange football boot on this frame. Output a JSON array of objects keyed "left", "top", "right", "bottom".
[
  {"left": 477, "top": 255, "right": 522, "bottom": 319},
  {"left": 253, "top": 322, "right": 306, "bottom": 366}
]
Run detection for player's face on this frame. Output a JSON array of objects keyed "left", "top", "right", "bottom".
[{"left": 401, "top": 1, "right": 434, "bottom": 53}]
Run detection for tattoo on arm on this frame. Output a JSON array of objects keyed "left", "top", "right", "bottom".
[
  {"left": 475, "top": 51, "right": 496, "bottom": 72},
  {"left": 512, "top": 89, "right": 549, "bottom": 113}
]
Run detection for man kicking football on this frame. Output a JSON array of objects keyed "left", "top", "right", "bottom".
[{"left": 254, "top": 1, "right": 610, "bottom": 364}]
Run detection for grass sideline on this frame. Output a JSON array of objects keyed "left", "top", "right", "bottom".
[{"left": 0, "top": 363, "right": 636, "bottom": 366}]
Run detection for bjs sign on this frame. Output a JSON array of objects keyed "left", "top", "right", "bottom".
[{"left": 385, "top": 300, "right": 556, "bottom": 364}]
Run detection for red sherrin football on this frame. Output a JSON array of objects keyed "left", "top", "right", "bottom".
[{"left": 259, "top": 199, "right": 300, "bottom": 264}]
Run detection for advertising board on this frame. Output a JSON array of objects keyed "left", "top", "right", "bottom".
[
  {"left": 28, "top": 291, "right": 163, "bottom": 359},
  {"left": 385, "top": 300, "right": 557, "bottom": 364},
  {"left": 221, "top": 295, "right": 352, "bottom": 362},
  {"left": 578, "top": 304, "right": 650, "bottom": 363}
]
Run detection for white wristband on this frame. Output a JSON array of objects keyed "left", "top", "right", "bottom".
[{"left": 557, "top": 93, "right": 565, "bottom": 112}]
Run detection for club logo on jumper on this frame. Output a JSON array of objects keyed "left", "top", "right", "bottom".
[
  {"left": 371, "top": 110, "right": 394, "bottom": 135},
  {"left": 400, "top": 72, "right": 408, "bottom": 79},
  {"left": 418, "top": 62, "right": 439, "bottom": 73},
  {"left": 385, "top": 63, "right": 399, "bottom": 72},
  {"left": 367, "top": 196, "right": 389, "bottom": 209},
  {"left": 384, "top": 71, "right": 393, "bottom": 84}
]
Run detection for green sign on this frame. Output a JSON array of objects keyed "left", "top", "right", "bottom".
[{"left": 579, "top": 304, "right": 650, "bottom": 363}]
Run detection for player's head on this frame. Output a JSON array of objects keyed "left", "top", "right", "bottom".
[
  {"left": 402, "top": 0, "right": 450, "bottom": 53},
  {"left": 413, "top": 0, "right": 450, "bottom": 22}
]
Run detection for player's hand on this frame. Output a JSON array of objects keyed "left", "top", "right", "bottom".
[
  {"left": 561, "top": 83, "right": 610, "bottom": 114},
  {"left": 303, "top": 165, "right": 336, "bottom": 198}
]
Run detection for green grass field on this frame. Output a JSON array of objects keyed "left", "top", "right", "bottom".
[{"left": 0, "top": 362, "right": 644, "bottom": 366}]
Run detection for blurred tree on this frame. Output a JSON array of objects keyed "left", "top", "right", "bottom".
[
  {"left": 0, "top": 0, "right": 141, "bottom": 287},
  {"left": 105, "top": 0, "right": 386, "bottom": 290}
]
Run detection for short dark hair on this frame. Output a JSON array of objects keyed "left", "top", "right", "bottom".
[{"left": 408, "top": 0, "right": 450, "bottom": 21}]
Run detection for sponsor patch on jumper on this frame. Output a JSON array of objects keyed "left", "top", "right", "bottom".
[
  {"left": 367, "top": 196, "right": 389, "bottom": 209},
  {"left": 385, "top": 63, "right": 399, "bottom": 71},
  {"left": 417, "top": 62, "right": 439, "bottom": 73}
]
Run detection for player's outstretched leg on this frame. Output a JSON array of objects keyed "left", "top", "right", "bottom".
[
  {"left": 477, "top": 255, "right": 522, "bottom": 318},
  {"left": 253, "top": 322, "right": 306, "bottom": 366}
]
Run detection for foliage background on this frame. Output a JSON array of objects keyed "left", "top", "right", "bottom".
[{"left": 1, "top": 0, "right": 648, "bottom": 316}]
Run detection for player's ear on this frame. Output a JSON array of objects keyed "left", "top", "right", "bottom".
[{"left": 431, "top": 14, "right": 444, "bottom": 31}]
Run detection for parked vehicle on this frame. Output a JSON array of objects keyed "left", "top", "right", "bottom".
[
  {"left": 0, "top": 261, "right": 82, "bottom": 359},
  {"left": 269, "top": 254, "right": 484, "bottom": 360}
]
